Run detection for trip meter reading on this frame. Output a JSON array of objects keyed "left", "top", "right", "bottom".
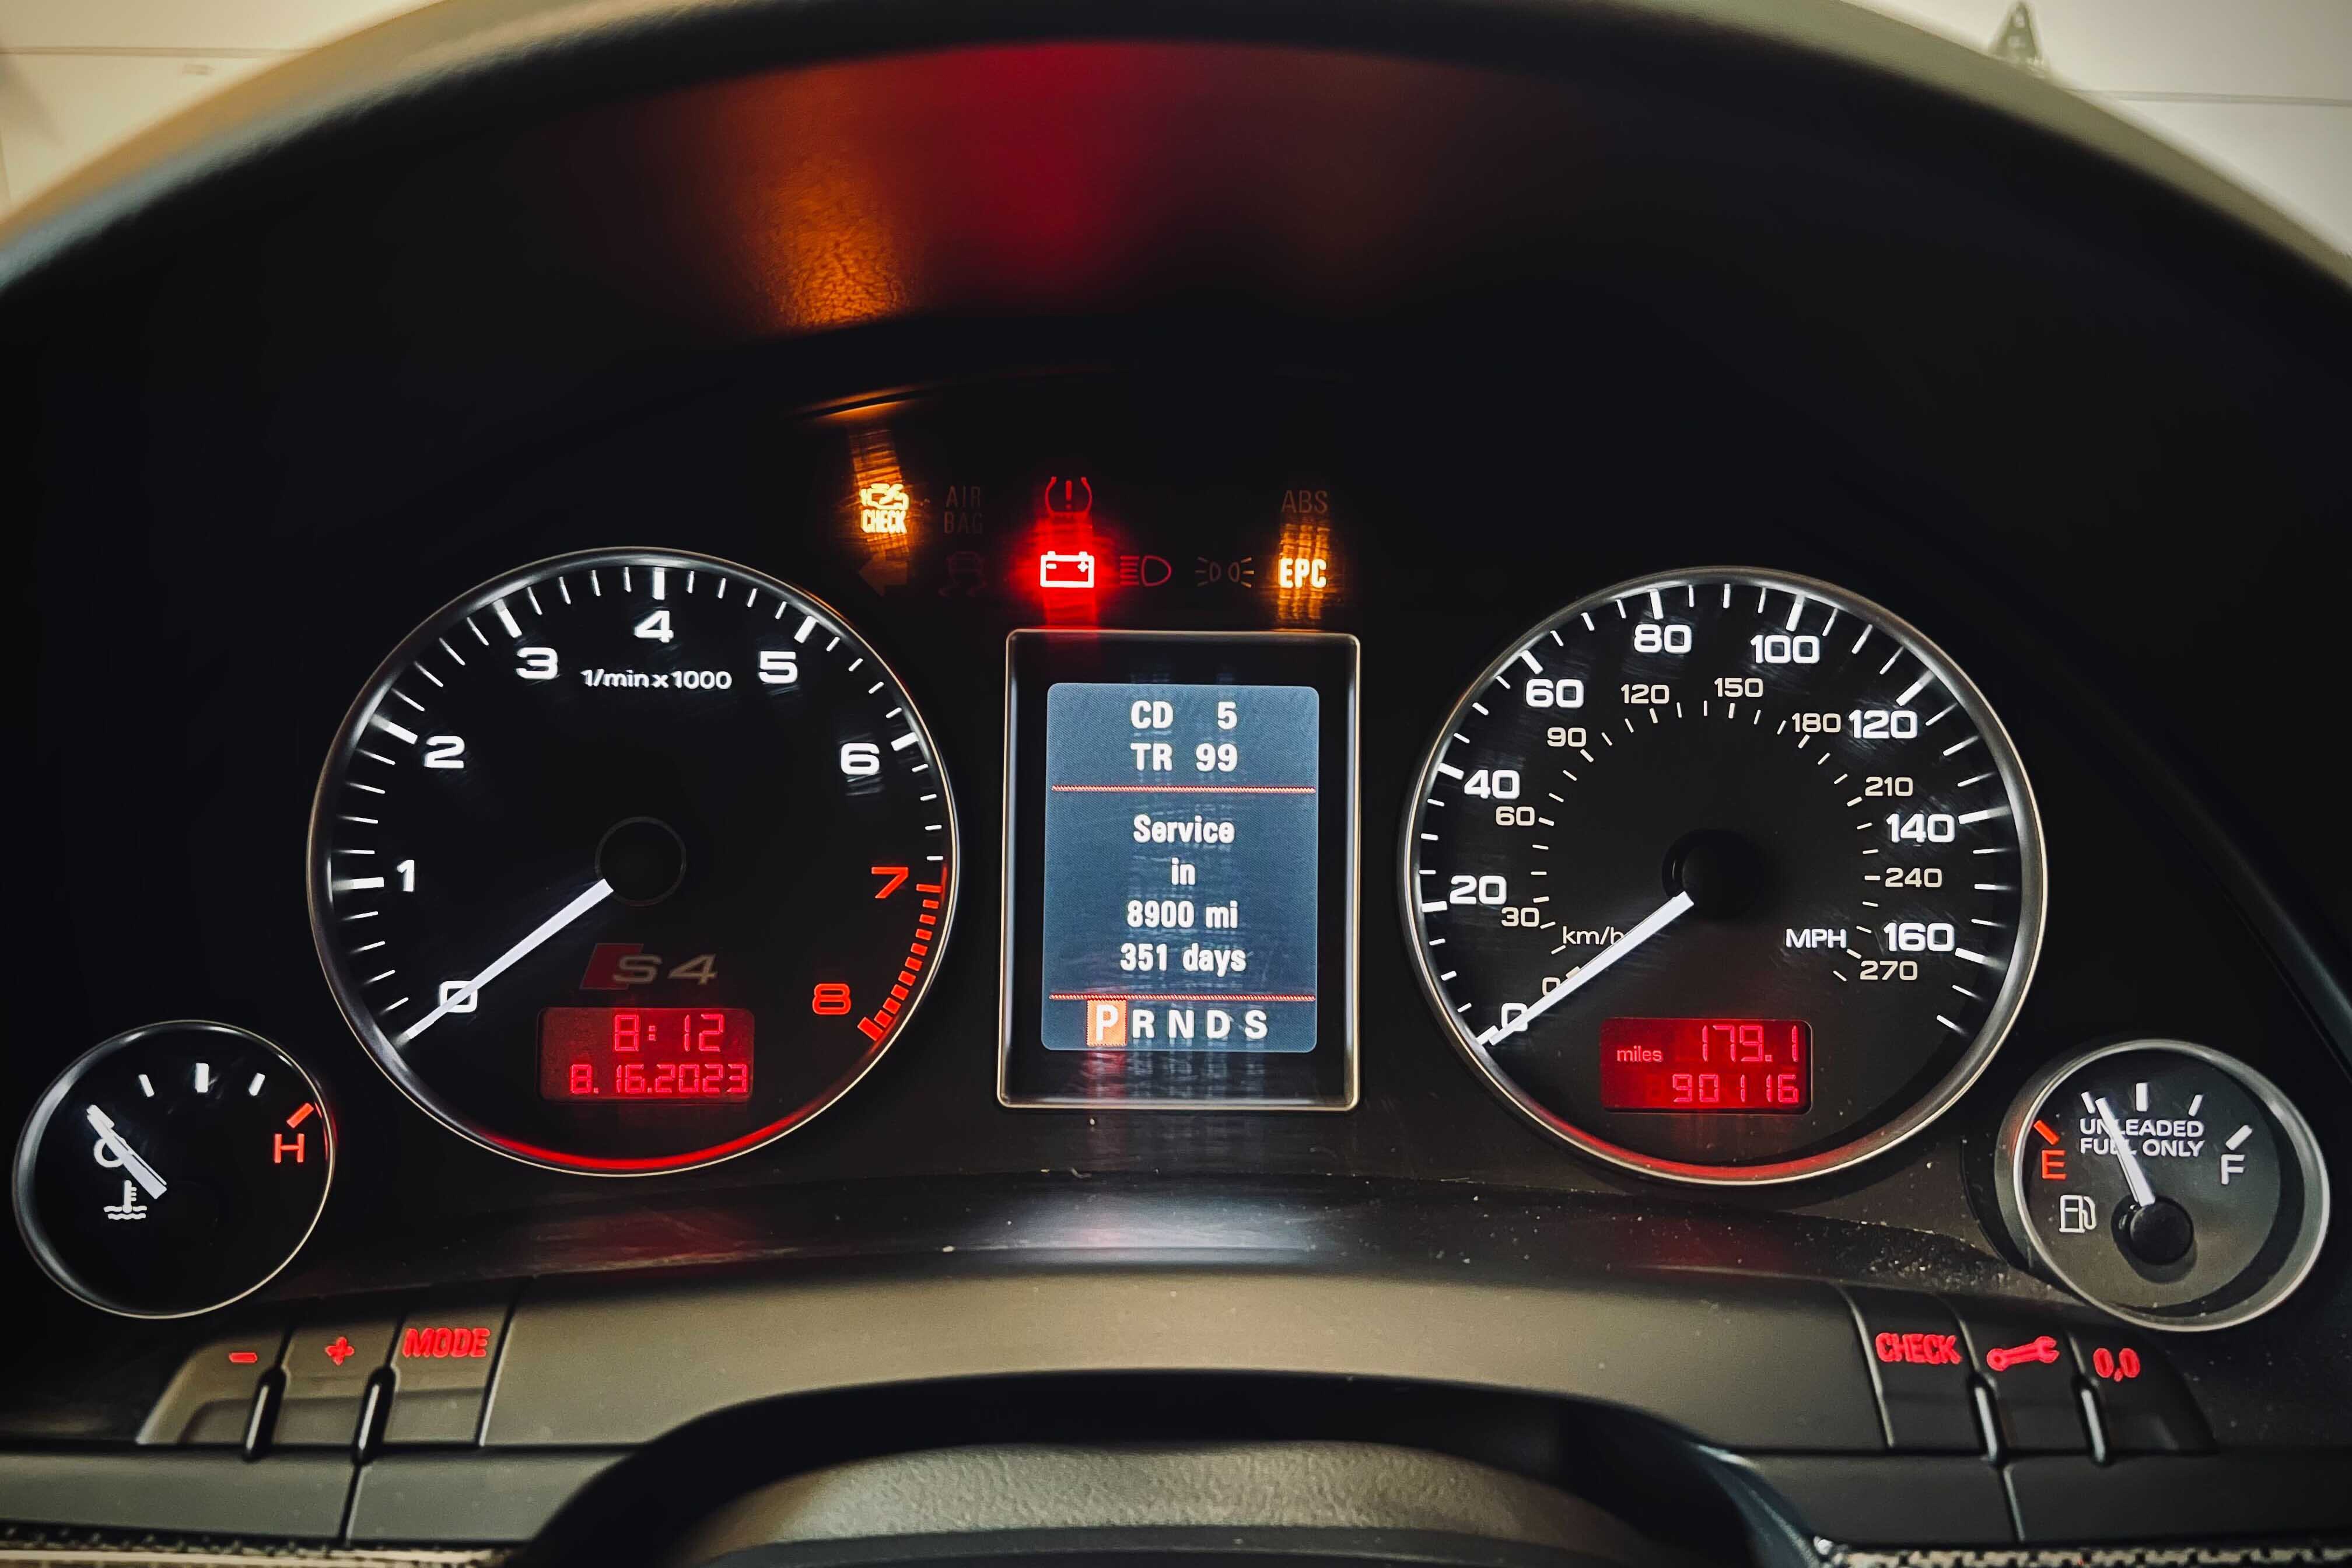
[
  {"left": 1597, "top": 1018, "right": 1811, "bottom": 1113},
  {"left": 1404, "top": 568, "right": 2044, "bottom": 1182},
  {"left": 309, "top": 549, "right": 955, "bottom": 1173}
]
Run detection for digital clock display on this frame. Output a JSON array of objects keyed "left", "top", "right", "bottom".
[
  {"left": 1597, "top": 1017, "right": 1811, "bottom": 1112},
  {"left": 538, "top": 1007, "right": 754, "bottom": 1101}
]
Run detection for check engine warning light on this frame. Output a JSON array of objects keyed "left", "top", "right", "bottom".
[{"left": 857, "top": 482, "right": 910, "bottom": 535}]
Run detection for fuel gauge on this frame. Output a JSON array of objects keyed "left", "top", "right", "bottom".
[
  {"left": 13, "top": 1021, "right": 334, "bottom": 1318},
  {"left": 1999, "top": 1039, "right": 2328, "bottom": 1330}
]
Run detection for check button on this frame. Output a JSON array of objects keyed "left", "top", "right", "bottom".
[{"left": 1843, "top": 1286, "right": 1980, "bottom": 1452}]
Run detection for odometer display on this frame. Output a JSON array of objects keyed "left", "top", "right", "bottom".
[
  {"left": 1404, "top": 568, "right": 2043, "bottom": 1182},
  {"left": 539, "top": 1008, "right": 754, "bottom": 1101},
  {"left": 309, "top": 549, "right": 954, "bottom": 1173},
  {"left": 1598, "top": 1018, "right": 1811, "bottom": 1113}
]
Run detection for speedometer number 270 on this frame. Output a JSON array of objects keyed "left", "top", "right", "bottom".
[{"left": 1404, "top": 568, "right": 2044, "bottom": 1184}]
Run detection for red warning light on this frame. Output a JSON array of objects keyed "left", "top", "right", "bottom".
[{"left": 1027, "top": 479, "right": 1103, "bottom": 625}]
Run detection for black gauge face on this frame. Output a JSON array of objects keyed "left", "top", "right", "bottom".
[
  {"left": 309, "top": 550, "right": 956, "bottom": 1173},
  {"left": 14, "top": 1023, "right": 333, "bottom": 1318},
  {"left": 2001, "top": 1040, "right": 2328, "bottom": 1329},
  {"left": 1404, "top": 568, "right": 2045, "bottom": 1182}
]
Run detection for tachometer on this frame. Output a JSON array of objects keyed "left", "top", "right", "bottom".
[
  {"left": 309, "top": 549, "right": 955, "bottom": 1173},
  {"left": 1403, "top": 568, "right": 2043, "bottom": 1182}
]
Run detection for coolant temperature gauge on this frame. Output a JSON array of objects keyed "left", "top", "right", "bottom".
[
  {"left": 2000, "top": 1039, "right": 2328, "bottom": 1330},
  {"left": 13, "top": 1022, "right": 334, "bottom": 1318}
]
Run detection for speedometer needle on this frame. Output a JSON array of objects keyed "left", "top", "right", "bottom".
[
  {"left": 1474, "top": 889, "right": 1696, "bottom": 1047},
  {"left": 2094, "top": 1096, "right": 2161, "bottom": 1209},
  {"left": 393, "top": 878, "right": 616, "bottom": 1046}
]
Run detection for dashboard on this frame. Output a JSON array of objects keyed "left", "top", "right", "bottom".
[{"left": 5, "top": 5, "right": 2351, "bottom": 1565}]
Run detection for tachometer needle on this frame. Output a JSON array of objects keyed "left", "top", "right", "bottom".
[
  {"left": 2094, "top": 1096, "right": 2160, "bottom": 1209},
  {"left": 1474, "top": 888, "right": 1696, "bottom": 1047},
  {"left": 85, "top": 1106, "right": 168, "bottom": 1199},
  {"left": 393, "top": 878, "right": 615, "bottom": 1046}
]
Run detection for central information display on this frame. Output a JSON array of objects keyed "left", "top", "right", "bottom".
[
  {"left": 1000, "top": 631, "right": 1358, "bottom": 1110},
  {"left": 1041, "top": 683, "right": 1319, "bottom": 1054}
]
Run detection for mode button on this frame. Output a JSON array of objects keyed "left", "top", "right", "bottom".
[{"left": 384, "top": 1297, "right": 512, "bottom": 1446}]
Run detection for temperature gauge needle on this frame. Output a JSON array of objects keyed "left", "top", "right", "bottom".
[
  {"left": 85, "top": 1105, "right": 168, "bottom": 1199},
  {"left": 2094, "top": 1095, "right": 2161, "bottom": 1209},
  {"left": 1475, "top": 889, "right": 1696, "bottom": 1046},
  {"left": 393, "top": 877, "right": 615, "bottom": 1046}
]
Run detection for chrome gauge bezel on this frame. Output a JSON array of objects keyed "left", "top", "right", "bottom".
[
  {"left": 1399, "top": 566, "right": 2049, "bottom": 1185},
  {"left": 1997, "top": 1037, "right": 2330, "bottom": 1331},
  {"left": 305, "top": 547, "right": 960, "bottom": 1178},
  {"left": 12, "top": 1021, "right": 337, "bottom": 1320}
]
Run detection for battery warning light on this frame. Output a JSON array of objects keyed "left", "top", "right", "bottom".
[{"left": 1040, "top": 551, "right": 1096, "bottom": 590}]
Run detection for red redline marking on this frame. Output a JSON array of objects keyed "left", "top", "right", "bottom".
[
  {"left": 860, "top": 861, "right": 946, "bottom": 1051},
  {"left": 1050, "top": 993, "right": 1316, "bottom": 1003},
  {"left": 285, "top": 1102, "right": 316, "bottom": 1128},
  {"left": 2033, "top": 1119, "right": 2061, "bottom": 1146},
  {"left": 1050, "top": 784, "right": 1315, "bottom": 794}
]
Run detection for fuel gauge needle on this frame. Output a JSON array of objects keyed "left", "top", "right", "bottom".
[
  {"left": 2094, "top": 1095, "right": 2160, "bottom": 1209},
  {"left": 85, "top": 1106, "right": 168, "bottom": 1199}
]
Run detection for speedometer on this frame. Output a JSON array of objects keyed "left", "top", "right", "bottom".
[
  {"left": 1404, "top": 568, "right": 2043, "bottom": 1183},
  {"left": 309, "top": 549, "right": 955, "bottom": 1174}
]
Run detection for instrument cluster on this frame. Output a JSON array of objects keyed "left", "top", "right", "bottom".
[{"left": 11, "top": 366, "right": 2340, "bottom": 1345}]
